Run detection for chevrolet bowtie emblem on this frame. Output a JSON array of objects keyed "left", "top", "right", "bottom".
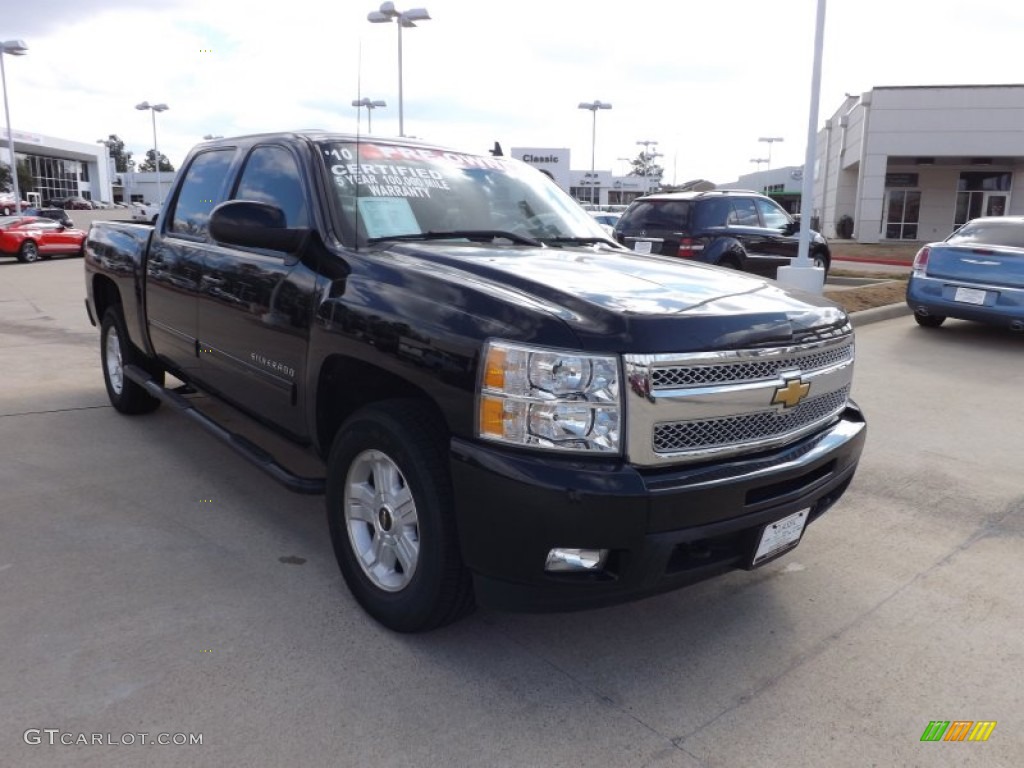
[{"left": 772, "top": 377, "right": 811, "bottom": 409}]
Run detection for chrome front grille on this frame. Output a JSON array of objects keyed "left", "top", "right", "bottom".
[
  {"left": 653, "top": 385, "right": 851, "bottom": 453},
  {"left": 651, "top": 344, "right": 853, "bottom": 389},
  {"left": 623, "top": 325, "right": 855, "bottom": 467}
]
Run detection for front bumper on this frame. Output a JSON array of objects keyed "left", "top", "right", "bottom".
[
  {"left": 907, "top": 273, "right": 1024, "bottom": 328},
  {"left": 450, "top": 402, "right": 866, "bottom": 612}
]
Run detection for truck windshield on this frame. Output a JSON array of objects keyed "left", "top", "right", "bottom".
[{"left": 318, "top": 141, "right": 610, "bottom": 245}]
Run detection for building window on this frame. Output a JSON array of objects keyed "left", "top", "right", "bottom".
[
  {"left": 954, "top": 171, "right": 1011, "bottom": 229},
  {"left": 884, "top": 189, "right": 921, "bottom": 240}
]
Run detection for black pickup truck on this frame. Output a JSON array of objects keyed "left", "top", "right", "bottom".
[{"left": 84, "top": 131, "right": 866, "bottom": 632}]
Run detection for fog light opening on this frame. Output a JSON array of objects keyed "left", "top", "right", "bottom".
[{"left": 545, "top": 548, "right": 609, "bottom": 572}]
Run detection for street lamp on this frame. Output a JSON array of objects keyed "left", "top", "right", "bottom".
[
  {"left": 578, "top": 100, "right": 612, "bottom": 175},
  {"left": 351, "top": 97, "right": 387, "bottom": 133},
  {"left": 1, "top": 39, "right": 28, "bottom": 215},
  {"left": 750, "top": 158, "right": 768, "bottom": 170},
  {"left": 136, "top": 101, "right": 169, "bottom": 205},
  {"left": 758, "top": 136, "right": 784, "bottom": 170},
  {"left": 367, "top": 2, "right": 430, "bottom": 137},
  {"left": 202, "top": 134, "right": 223, "bottom": 140}
]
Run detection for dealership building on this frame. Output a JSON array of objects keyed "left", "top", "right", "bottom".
[
  {"left": 815, "top": 84, "right": 1024, "bottom": 243},
  {"left": 510, "top": 147, "right": 657, "bottom": 206},
  {"left": 1, "top": 129, "right": 115, "bottom": 206}
]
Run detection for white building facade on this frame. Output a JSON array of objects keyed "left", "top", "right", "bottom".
[
  {"left": 510, "top": 147, "right": 657, "bottom": 206},
  {"left": 1, "top": 129, "right": 115, "bottom": 206},
  {"left": 814, "top": 85, "right": 1024, "bottom": 244}
]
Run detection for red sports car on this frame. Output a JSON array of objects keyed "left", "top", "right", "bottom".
[{"left": 0, "top": 216, "right": 87, "bottom": 263}]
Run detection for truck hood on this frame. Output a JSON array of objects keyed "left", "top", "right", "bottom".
[{"left": 380, "top": 242, "right": 848, "bottom": 353}]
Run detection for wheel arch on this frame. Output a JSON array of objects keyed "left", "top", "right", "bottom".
[
  {"left": 91, "top": 274, "right": 122, "bottom": 326},
  {"left": 315, "top": 355, "right": 449, "bottom": 459}
]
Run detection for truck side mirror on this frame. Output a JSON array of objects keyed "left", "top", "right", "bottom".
[{"left": 209, "top": 200, "right": 307, "bottom": 253}]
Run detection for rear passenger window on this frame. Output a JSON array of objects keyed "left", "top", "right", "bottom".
[
  {"left": 727, "top": 199, "right": 760, "bottom": 226},
  {"left": 234, "top": 145, "right": 309, "bottom": 228},
  {"left": 169, "top": 150, "right": 234, "bottom": 237}
]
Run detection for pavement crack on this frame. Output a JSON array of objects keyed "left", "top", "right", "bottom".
[{"left": 0, "top": 405, "right": 111, "bottom": 418}]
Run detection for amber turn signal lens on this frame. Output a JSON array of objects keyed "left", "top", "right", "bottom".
[
  {"left": 483, "top": 347, "right": 506, "bottom": 390},
  {"left": 479, "top": 396, "right": 504, "bottom": 437}
]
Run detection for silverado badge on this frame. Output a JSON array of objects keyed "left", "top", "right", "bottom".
[{"left": 772, "top": 377, "right": 811, "bottom": 409}]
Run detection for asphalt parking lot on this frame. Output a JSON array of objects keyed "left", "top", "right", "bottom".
[{"left": 2, "top": 256, "right": 1021, "bottom": 768}]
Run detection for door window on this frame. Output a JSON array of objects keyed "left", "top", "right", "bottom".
[
  {"left": 754, "top": 198, "right": 791, "bottom": 230},
  {"left": 234, "top": 146, "right": 309, "bottom": 228},
  {"left": 169, "top": 150, "right": 235, "bottom": 236},
  {"left": 726, "top": 198, "right": 759, "bottom": 227}
]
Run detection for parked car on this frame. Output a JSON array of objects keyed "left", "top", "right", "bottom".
[
  {"left": 57, "top": 196, "right": 94, "bottom": 210},
  {"left": 23, "top": 207, "right": 75, "bottom": 228},
  {"left": 0, "top": 196, "right": 26, "bottom": 216},
  {"left": 614, "top": 190, "right": 831, "bottom": 277},
  {"left": 906, "top": 216, "right": 1024, "bottom": 332},
  {"left": 0, "top": 215, "right": 87, "bottom": 263},
  {"left": 130, "top": 202, "right": 160, "bottom": 223}
]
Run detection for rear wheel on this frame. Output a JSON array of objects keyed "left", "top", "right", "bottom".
[
  {"left": 719, "top": 255, "right": 742, "bottom": 270},
  {"left": 914, "top": 313, "right": 946, "bottom": 328},
  {"left": 326, "top": 399, "right": 474, "bottom": 632},
  {"left": 16, "top": 241, "right": 39, "bottom": 263},
  {"left": 101, "top": 306, "right": 163, "bottom": 414}
]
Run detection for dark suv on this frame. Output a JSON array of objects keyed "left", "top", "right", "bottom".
[
  {"left": 23, "top": 207, "right": 75, "bottom": 228},
  {"left": 613, "top": 190, "right": 830, "bottom": 277}
]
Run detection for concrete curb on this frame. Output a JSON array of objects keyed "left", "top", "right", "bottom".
[{"left": 850, "top": 302, "right": 912, "bottom": 327}]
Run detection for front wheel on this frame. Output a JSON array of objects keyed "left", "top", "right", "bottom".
[
  {"left": 100, "top": 307, "right": 163, "bottom": 414},
  {"left": 326, "top": 400, "right": 474, "bottom": 632},
  {"left": 17, "top": 241, "right": 39, "bottom": 263},
  {"left": 812, "top": 251, "right": 831, "bottom": 275}
]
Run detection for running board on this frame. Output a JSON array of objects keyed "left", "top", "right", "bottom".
[{"left": 124, "top": 364, "right": 326, "bottom": 495}]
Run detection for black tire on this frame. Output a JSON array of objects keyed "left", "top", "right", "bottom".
[
  {"left": 100, "top": 306, "right": 163, "bottom": 414},
  {"left": 326, "top": 399, "right": 474, "bottom": 632},
  {"left": 719, "top": 255, "right": 742, "bottom": 270},
  {"left": 16, "top": 240, "right": 39, "bottom": 263},
  {"left": 812, "top": 251, "right": 831, "bottom": 276},
  {"left": 914, "top": 313, "right": 946, "bottom": 328}
]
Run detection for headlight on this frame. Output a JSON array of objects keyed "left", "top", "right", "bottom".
[{"left": 477, "top": 341, "right": 621, "bottom": 453}]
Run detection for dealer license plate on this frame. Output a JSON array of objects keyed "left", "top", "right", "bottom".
[
  {"left": 633, "top": 240, "right": 653, "bottom": 254},
  {"left": 954, "top": 286, "right": 987, "bottom": 305},
  {"left": 751, "top": 508, "right": 809, "bottom": 567}
]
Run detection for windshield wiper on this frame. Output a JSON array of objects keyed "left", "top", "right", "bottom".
[
  {"left": 538, "top": 236, "right": 618, "bottom": 247},
  {"left": 367, "top": 230, "right": 542, "bottom": 246}
]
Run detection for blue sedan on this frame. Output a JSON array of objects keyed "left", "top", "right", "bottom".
[{"left": 906, "top": 217, "right": 1024, "bottom": 332}]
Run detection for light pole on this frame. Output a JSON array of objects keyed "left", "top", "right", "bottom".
[
  {"left": 367, "top": 3, "right": 430, "bottom": 137},
  {"left": 1, "top": 40, "right": 28, "bottom": 215},
  {"left": 750, "top": 157, "right": 768, "bottom": 170},
  {"left": 758, "top": 136, "right": 784, "bottom": 170},
  {"left": 136, "top": 101, "right": 169, "bottom": 204},
  {"left": 202, "top": 134, "right": 223, "bottom": 141},
  {"left": 578, "top": 100, "right": 612, "bottom": 175},
  {"left": 351, "top": 98, "right": 387, "bottom": 133}
]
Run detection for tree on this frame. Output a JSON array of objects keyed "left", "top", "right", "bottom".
[
  {"left": 0, "top": 160, "right": 35, "bottom": 199},
  {"left": 137, "top": 149, "right": 175, "bottom": 173},
  {"left": 104, "top": 134, "right": 133, "bottom": 173},
  {"left": 627, "top": 150, "right": 664, "bottom": 183}
]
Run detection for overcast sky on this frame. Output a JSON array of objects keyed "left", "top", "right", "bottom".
[{"left": 4, "top": 0, "right": 1022, "bottom": 184}]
